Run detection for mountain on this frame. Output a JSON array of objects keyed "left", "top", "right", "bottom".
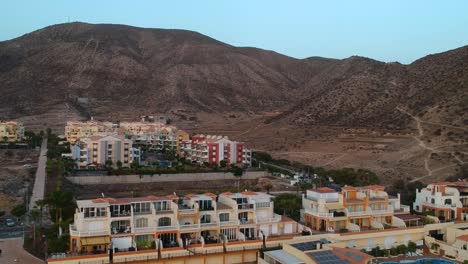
[{"left": 0, "top": 22, "right": 467, "bottom": 183}]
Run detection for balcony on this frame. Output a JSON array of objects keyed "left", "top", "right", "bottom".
[
  {"left": 133, "top": 227, "right": 157, "bottom": 234},
  {"left": 200, "top": 222, "right": 219, "bottom": 228},
  {"left": 156, "top": 225, "right": 178, "bottom": 231},
  {"left": 155, "top": 209, "right": 173, "bottom": 215},
  {"left": 255, "top": 202, "right": 272, "bottom": 208},
  {"left": 179, "top": 223, "right": 200, "bottom": 231},
  {"left": 133, "top": 210, "right": 152, "bottom": 216},
  {"left": 69, "top": 225, "right": 109, "bottom": 237},
  {"left": 239, "top": 219, "right": 256, "bottom": 225},
  {"left": 237, "top": 203, "right": 255, "bottom": 210},
  {"left": 111, "top": 226, "right": 131, "bottom": 235},
  {"left": 220, "top": 220, "right": 240, "bottom": 226},
  {"left": 179, "top": 208, "right": 197, "bottom": 215},
  {"left": 346, "top": 208, "right": 372, "bottom": 217},
  {"left": 372, "top": 208, "right": 394, "bottom": 215},
  {"left": 257, "top": 215, "right": 282, "bottom": 223},
  {"left": 111, "top": 211, "right": 132, "bottom": 218}
]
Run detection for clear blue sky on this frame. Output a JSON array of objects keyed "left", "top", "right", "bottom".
[{"left": 2, "top": 0, "right": 468, "bottom": 63}]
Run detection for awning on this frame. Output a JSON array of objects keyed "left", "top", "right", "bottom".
[
  {"left": 81, "top": 236, "right": 110, "bottom": 246},
  {"left": 326, "top": 204, "right": 345, "bottom": 210}
]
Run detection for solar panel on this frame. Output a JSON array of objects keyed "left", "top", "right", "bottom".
[{"left": 307, "top": 251, "right": 351, "bottom": 264}]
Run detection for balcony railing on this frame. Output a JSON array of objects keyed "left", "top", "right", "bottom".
[
  {"left": 372, "top": 208, "right": 394, "bottom": 215},
  {"left": 133, "top": 227, "right": 157, "bottom": 234},
  {"left": 179, "top": 208, "right": 197, "bottom": 214},
  {"left": 239, "top": 220, "right": 256, "bottom": 225},
  {"left": 347, "top": 209, "right": 372, "bottom": 217},
  {"left": 179, "top": 223, "right": 200, "bottom": 230},
  {"left": 69, "top": 225, "right": 109, "bottom": 237},
  {"left": 237, "top": 203, "right": 254, "bottom": 210},
  {"left": 220, "top": 220, "right": 240, "bottom": 226},
  {"left": 255, "top": 202, "right": 271, "bottom": 208},
  {"left": 200, "top": 222, "right": 219, "bottom": 228},
  {"left": 257, "top": 215, "right": 282, "bottom": 223},
  {"left": 156, "top": 225, "right": 178, "bottom": 231},
  {"left": 155, "top": 209, "right": 173, "bottom": 214}
]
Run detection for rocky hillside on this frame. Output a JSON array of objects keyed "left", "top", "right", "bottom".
[{"left": 0, "top": 22, "right": 466, "bottom": 132}]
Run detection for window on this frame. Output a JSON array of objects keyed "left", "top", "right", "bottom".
[
  {"left": 200, "top": 214, "right": 211, "bottom": 224},
  {"left": 158, "top": 217, "right": 171, "bottom": 227},
  {"left": 431, "top": 198, "right": 435, "bottom": 204},
  {"left": 135, "top": 218, "right": 148, "bottom": 228},
  {"left": 219, "top": 213, "right": 229, "bottom": 222}
]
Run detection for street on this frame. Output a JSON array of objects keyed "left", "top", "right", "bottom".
[
  {"left": 29, "top": 139, "right": 48, "bottom": 211},
  {"left": 0, "top": 238, "right": 43, "bottom": 264}
]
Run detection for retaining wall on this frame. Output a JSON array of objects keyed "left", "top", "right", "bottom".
[{"left": 67, "top": 171, "right": 267, "bottom": 185}]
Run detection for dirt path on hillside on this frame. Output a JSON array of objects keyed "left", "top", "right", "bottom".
[{"left": 396, "top": 106, "right": 467, "bottom": 182}]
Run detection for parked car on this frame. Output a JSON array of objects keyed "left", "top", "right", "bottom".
[{"left": 6, "top": 218, "right": 15, "bottom": 227}]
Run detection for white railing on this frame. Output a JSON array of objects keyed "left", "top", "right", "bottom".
[
  {"left": 255, "top": 202, "right": 272, "bottom": 208},
  {"left": 257, "top": 215, "right": 282, "bottom": 223},
  {"left": 372, "top": 208, "right": 394, "bottom": 215},
  {"left": 156, "top": 225, "right": 178, "bottom": 231},
  {"left": 400, "top": 204, "right": 411, "bottom": 212},
  {"left": 422, "top": 202, "right": 456, "bottom": 209},
  {"left": 179, "top": 208, "right": 197, "bottom": 214},
  {"left": 239, "top": 220, "right": 256, "bottom": 225},
  {"left": 347, "top": 209, "right": 372, "bottom": 217},
  {"left": 133, "top": 226, "right": 157, "bottom": 234},
  {"left": 347, "top": 222, "right": 361, "bottom": 232},
  {"left": 200, "top": 222, "right": 219, "bottom": 227},
  {"left": 304, "top": 209, "right": 333, "bottom": 218},
  {"left": 220, "top": 220, "right": 240, "bottom": 226},
  {"left": 179, "top": 223, "right": 200, "bottom": 230},
  {"left": 69, "top": 225, "right": 109, "bottom": 237}
]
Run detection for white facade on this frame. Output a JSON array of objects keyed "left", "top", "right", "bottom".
[{"left": 413, "top": 181, "right": 468, "bottom": 220}]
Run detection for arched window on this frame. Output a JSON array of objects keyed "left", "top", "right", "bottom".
[{"left": 158, "top": 217, "right": 171, "bottom": 227}]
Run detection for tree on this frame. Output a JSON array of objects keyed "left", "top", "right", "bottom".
[
  {"left": 46, "top": 191, "right": 74, "bottom": 237},
  {"left": 273, "top": 194, "right": 301, "bottom": 221},
  {"left": 11, "top": 204, "right": 26, "bottom": 217},
  {"left": 232, "top": 166, "right": 243, "bottom": 177},
  {"left": 2, "top": 136, "right": 7, "bottom": 142},
  {"left": 116, "top": 160, "right": 123, "bottom": 169},
  {"left": 219, "top": 160, "right": 227, "bottom": 168},
  {"left": 105, "top": 159, "right": 113, "bottom": 168},
  {"left": 407, "top": 241, "right": 417, "bottom": 254},
  {"left": 35, "top": 199, "right": 47, "bottom": 227},
  {"left": 130, "top": 160, "right": 140, "bottom": 170}
]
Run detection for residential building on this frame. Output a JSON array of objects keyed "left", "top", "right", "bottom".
[
  {"left": 63, "top": 135, "right": 140, "bottom": 168},
  {"left": 64, "top": 120, "right": 114, "bottom": 144},
  {"left": 413, "top": 181, "right": 468, "bottom": 221},
  {"left": 182, "top": 134, "right": 251, "bottom": 167},
  {"left": 69, "top": 191, "right": 297, "bottom": 254},
  {"left": 302, "top": 185, "right": 410, "bottom": 233},
  {"left": 0, "top": 121, "right": 25, "bottom": 142}
]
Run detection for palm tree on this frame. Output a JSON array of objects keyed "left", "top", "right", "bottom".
[
  {"left": 46, "top": 191, "right": 73, "bottom": 237},
  {"left": 34, "top": 199, "right": 47, "bottom": 227}
]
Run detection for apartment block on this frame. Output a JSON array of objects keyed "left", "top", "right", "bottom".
[
  {"left": 182, "top": 134, "right": 251, "bottom": 167},
  {"left": 64, "top": 135, "right": 140, "bottom": 168},
  {"left": 69, "top": 191, "right": 297, "bottom": 254},
  {"left": 413, "top": 181, "right": 468, "bottom": 221},
  {"left": 64, "top": 120, "right": 188, "bottom": 154},
  {"left": 302, "top": 185, "right": 410, "bottom": 233},
  {"left": 65, "top": 121, "right": 114, "bottom": 144},
  {"left": 0, "top": 121, "right": 25, "bottom": 142}
]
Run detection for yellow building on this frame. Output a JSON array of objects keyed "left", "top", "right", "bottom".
[
  {"left": 0, "top": 121, "right": 25, "bottom": 142},
  {"left": 302, "top": 185, "right": 410, "bottom": 233},
  {"left": 68, "top": 191, "right": 298, "bottom": 255}
]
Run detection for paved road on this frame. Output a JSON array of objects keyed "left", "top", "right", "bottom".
[
  {"left": 29, "top": 139, "right": 48, "bottom": 211},
  {"left": 0, "top": 226, "right": 24, "bottom": 239},
  {"left": 0, "top": 237, "right": 44, "bottom": 264}
]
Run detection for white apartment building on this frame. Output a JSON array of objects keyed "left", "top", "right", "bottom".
[
  {"left": 302, "top": 185, "right": 410, "bottom": 233},
  {"left": 69, "top": 191, "right": 297, "bottom": 254},
  {"left": 64, "top": 135, "right": 140, "bottom": 168},
  {"left": 0, "top": 121, "right": 25, "bottom": 142},
  {"left": 413, "top": 181, "right": 468, "bottom": 221}
]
